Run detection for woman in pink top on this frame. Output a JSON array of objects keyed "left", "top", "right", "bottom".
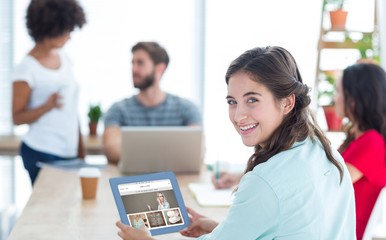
[{"left": 335, "top": 63, "right": 386, "bottom": 239}]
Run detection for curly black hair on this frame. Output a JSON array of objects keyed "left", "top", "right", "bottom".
[{"left": 26, "top": 0, "right": 86, "bottom": 42}]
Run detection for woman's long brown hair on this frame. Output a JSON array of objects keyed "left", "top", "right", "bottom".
[{"left": 225, "top": 46, "right": 343, "bottom": 183}]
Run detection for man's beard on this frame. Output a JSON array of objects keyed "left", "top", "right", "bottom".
[{"left": 134, "top": 73, "right": 155, "bottom": 91}]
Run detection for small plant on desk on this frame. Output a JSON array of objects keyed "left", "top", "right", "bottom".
[{"left": 88, "top": 104, "right": 102, "bottom": 136}]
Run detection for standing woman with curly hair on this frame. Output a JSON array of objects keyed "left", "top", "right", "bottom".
[
  {"left": 335, "top": 63, "right": 386, "bottom": 240},
  {"left": 12, "top": 0, "right": 86, "bottom": 185}
]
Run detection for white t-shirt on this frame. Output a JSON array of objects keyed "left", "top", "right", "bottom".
[{"left": 12, "top": 52, "right": 79, "bottom": 157}]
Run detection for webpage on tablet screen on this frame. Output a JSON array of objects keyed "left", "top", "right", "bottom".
[{"left": 118, "top": 179, "right": 184, "bottom": 229}]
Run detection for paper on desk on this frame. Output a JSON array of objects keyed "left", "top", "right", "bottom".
[{"left": 188, "top": 183, "right": 234, "bottom": 207}]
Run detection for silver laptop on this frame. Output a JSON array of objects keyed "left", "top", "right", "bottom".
[{"left": 118, "top": 126, "right": 205, "bottom": 174}]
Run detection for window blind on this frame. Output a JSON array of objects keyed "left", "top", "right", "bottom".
[
  {"left": 0, "top": 0, "right": 13, "bottom": 135},
  {"left": 378, "top": 0, "right": 386, "bottom": 70}
]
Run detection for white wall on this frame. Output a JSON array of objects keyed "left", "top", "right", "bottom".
[
  {"left": 12, "top": 0, "right": 378, "bottom": 165},
  {"left": 378, "top": 0, "right": 386, "bottom": 70},
  {"left": 203, "top": 0, "right": 322, "bottom": 164}
]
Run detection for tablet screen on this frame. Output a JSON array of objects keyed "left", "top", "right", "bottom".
[
  {"left": 110, "top": 172, "right": 190, "bottom": 235},
  {"left": 118, "top": 179, "right": 185, "bottom": 229}
]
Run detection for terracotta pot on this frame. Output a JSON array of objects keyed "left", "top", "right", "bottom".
[
  {"left": 89, "top": 122, "right": 98, "bottom": 136},
  {"left": 329, "top": 9, "right": 348, "bottom": 30},
  {"left": 323, "top": 105, "right": 342, "bottom": 131}
]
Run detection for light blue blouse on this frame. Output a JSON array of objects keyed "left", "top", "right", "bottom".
[
  {"left": 199, "top": 138, "right": 356, "bottom": 240},
  {"left": 158, "top": 201, "right": 170, "bottom": 210}
]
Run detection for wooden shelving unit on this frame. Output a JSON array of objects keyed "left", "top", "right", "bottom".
[{"left": 314, "top": 0, "right": 379, "bottom": 104}]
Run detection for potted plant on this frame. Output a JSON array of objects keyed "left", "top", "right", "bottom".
[
  {"left": 87, "top": 104, "right": 103, "bottom": 136},
  {"left": 343, "top": 32, "right": 380, "bottom": 64},
  {"left": 355, "top": 33, "right": 381, "bottom": 63},
  {"left": 324, "top": 0, "right": 348, "bottom": 30},
  {"left": 318, "top": 70, "right": 343, "bottom": 131}
]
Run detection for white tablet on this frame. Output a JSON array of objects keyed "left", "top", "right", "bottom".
[{"left": 109, "top": 172, "right": 190, "bottom": 236}]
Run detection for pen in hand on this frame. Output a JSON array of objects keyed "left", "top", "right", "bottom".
[
  {"left": 212, "top": 161, "right": 240, "bottom": 189},
  {"left": 215, "top": 161, "right": 220, "bottom": 183}
]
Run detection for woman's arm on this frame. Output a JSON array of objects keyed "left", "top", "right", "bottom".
[
  {"left": 180, "top": 207, "right": 218, "bottom": 237},
  {"left": 345, "top": 163, "right": 363, "bottom": 183},
  {"left": 102, "top": 126, "right": 121, "bottom": 164},
  {"left": 77, "top": 126, "right": 85, "bottom": 159},
  {"left": 187, "top": 173, "right": 279, "bottom": 239},
  {"left": 12, "top": 81, "right": 61, "bottom": 125}
]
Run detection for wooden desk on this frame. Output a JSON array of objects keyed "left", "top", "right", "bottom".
[
  {"left": 8, "top": 165, "right": 228, "bottom": 240},
  {"left": 0, "top": 135, "right": 103, "bottom": 156}
]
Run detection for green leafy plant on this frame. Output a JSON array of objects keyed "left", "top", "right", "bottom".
[
  {"left": 356, "top": 32, "right": 373, "bottom": 58},
  {"left": 344, "top": 32, "right": 381, "bottom": 63},
  {"left": 87, "top": 104, "right": 103, "bottom": 123},
  {"left": 318, "top": 71, "right": 338, "bottom": 106},
  {"left": 323, "top": 0, "right": 346, "bottom": 10}
]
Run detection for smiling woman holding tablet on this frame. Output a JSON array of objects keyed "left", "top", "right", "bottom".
[{"left": 115, "top": 46, "right": 356, "bottom": 239}]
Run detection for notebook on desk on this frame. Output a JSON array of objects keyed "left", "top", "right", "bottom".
[
  {"left": 188, "top": 183, "right": 234, "bottom": 207},
  {"left": 118, "top": 126, "right": 205, "bottom": 174}
]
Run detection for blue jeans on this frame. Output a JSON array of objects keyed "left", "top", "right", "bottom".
[{"left": 20, "top": 142, "right": 76, "bottom": 185}]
